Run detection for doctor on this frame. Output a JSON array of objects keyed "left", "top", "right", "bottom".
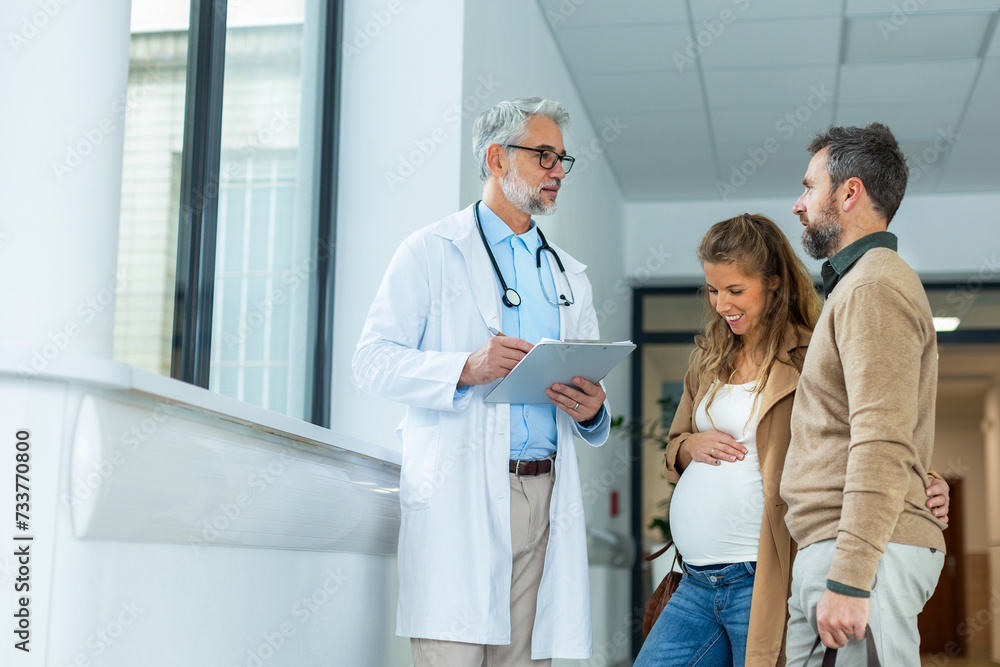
[{"left": 354, "top": 97, "right": 610, "bottom": 666}]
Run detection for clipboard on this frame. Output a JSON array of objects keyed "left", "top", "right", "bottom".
[{"left": 484, "top": 338, "right": 636, "bottom": 404}]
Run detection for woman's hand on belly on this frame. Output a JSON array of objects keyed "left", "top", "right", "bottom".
[{"left": 678, "top": 430, "right": 748, "bottom": 470}]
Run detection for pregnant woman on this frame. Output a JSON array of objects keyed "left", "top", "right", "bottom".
[{"left": 635, "top": 214, "right": 949, "bottom": 666}]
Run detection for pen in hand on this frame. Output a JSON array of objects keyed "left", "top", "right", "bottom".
[{"left": 488, "top": 326, "right": 505, "bottom": 337}]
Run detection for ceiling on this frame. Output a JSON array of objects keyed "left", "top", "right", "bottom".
[{"left": 537, "top": 0, "right": 1000, "bottom": 201}]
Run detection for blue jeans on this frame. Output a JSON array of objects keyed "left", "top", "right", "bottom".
[{"left": 635, "top": 561, "right": 756, "bottom": 667}]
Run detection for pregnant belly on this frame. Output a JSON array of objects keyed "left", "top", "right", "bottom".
[{"left": 668, "top": 460, "right": 764, "bottom": 566}]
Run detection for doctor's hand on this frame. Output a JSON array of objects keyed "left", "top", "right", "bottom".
[
  {"left": 546, "top": 377, "right": 605, "bottom": 422},
  {"left": 458, "top": 336, "right": 533, "bottom": 387}
]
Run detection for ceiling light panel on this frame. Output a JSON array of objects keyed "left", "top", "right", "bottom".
[
  {"left": 846, "top": 0, "right": 1000, "bottom": 14},
  {"left": 704, "top": 66, "right": 837, "bottom": 108},
  {"left": 607, "top": 111, "right": 713, "bottom": 148},
  {"left": 835, "top": 101, "right": 964, "bottom": 138},
  {"left": 975, "top": 57, "right": 1000, "bottom": 99},
  {"left": 936, "top": 100, "right": 1000, "bottom": 191},
  {"left": 553, "top": 24, "right": 693, "bottom": 74},
  {"left": 711, "top": 106, "right": 833, "bottom": 146},
  {"left": 838, "top": 59, "right": 980, "bottom": 103},
  {"left": 844, "top": 12, "right": 992, "bottom": 62},
  {"left": 575, "top": 71, "right": 706, "bottom": 115},
  {"left": 696, "top": 17, "right": 842, "bottom": 69},
  {"left": 607, "top": 149, "right": 718, "bottom": 201},
  {"left": 537, "top": 0, "right": 688, "bottom": 29},
  {"left": 690, "top": 0, "right": 840, "bottom": 21}
]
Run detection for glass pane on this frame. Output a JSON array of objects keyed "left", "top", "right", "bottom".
[
  {"left": 642, "top": 292, "right": 707, "bottom": 333},
  {"left": 928, "top": 287, "right": 1000, "bottom": 330},
  {"left": 112, "top": 1, "right": 191, "bottom": 376},
  {"left": 209, "top": 0, "right": 318, "bottom": 419}
]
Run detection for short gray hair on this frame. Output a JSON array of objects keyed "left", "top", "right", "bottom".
[
  {"left": 473, "top": 97, "right": 570, "bottom": 182},
  {"left": 807, "top": 123, "right": 909, "bottom": 225}
]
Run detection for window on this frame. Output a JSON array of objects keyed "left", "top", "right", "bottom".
[
  {"left": 113, "top": 0, "right": 342, "bottom": 425},
  {"left": 113, "top": 4, "right": 190, "bottom": 376}
]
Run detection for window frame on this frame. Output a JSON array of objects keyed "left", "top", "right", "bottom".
[{"left": 170, "top": 0, "right": 343, "bottom": 428}]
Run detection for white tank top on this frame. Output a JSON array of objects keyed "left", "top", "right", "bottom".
[{"left": 668, "top": 380, "right": 765, "bottom": 566}]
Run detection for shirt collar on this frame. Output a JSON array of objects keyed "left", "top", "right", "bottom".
[
  {"left": 477, "top": 201, "right": 539, "bottom": 250},
  {"left": 821, "top": 231, "right": 897, "bottom": 297}
]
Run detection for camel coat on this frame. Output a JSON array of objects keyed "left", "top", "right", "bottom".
[{"left": 662, "top": 324, "right": 811, "bottom": 667}]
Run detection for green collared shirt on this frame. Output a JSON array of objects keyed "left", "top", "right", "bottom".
[{"left": 821, "top": 231, "right": 898, "bottom": 297}]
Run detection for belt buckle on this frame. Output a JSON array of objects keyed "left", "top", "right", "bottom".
[
  {"left": 515, "top": 460, "right": 528, "bottom": 476},
  {"left": 515, "top": 460, "right": 536, "bottom": 476}
]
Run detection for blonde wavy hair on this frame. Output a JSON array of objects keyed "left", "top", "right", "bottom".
[{"left": 695, "top": 214, "right": 823, "bottom": 414}]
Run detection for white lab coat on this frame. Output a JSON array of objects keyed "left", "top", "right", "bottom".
[{"left": 353, "top": 204, "right": 609, "bottom": 660}]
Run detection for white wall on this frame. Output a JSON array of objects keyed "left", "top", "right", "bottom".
[
  {"left": 625, "top": 192, "right": 1000, "bottom": 282},
  {"left": 331, "top": 0, "right": 466, "bottom": 447}
]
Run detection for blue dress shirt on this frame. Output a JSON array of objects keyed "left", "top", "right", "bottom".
[{"left": 476, "top": 202, "right": 605, "bottom": 460}]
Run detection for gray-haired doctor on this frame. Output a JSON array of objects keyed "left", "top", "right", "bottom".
[{"left": 354, "top": 97, "right": 610, "bottom": 666}]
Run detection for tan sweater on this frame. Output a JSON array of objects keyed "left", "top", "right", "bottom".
[{"left": 781, "top": 247, "right": 946, "bottom": 593}]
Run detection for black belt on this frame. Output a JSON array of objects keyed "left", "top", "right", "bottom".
[{"left": 509, "top": 459, "right": 552, "bottom": 476}]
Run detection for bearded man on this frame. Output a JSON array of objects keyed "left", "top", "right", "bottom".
[
  {"left": 354, "top": 98, "right": 611, "bottom": 666},
  {"left": 781, "top": 123, "right": 949, "bottom": 664}
]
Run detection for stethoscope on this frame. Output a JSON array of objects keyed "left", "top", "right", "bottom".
[{"left": 474, "top": 200, "right": 575, "bottom": 308}]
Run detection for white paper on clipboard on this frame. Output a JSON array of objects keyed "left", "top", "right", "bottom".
[{"left": 483, "top": 338, "right": 636, "bottom": 404}]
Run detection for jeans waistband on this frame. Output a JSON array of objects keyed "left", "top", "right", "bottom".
[{"left": 682, "top": 560, "right": 756, "bottom": 586}]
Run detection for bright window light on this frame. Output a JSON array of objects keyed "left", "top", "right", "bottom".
[{"left": 933, "top": 317, "right": 961, "bottom": 332}]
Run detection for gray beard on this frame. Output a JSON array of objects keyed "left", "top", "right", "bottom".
[
  {"left": 801, "top": 214, "right": 842, "bottom": 260},
  {"left": 502, "top": 164, "right": 556, "bottom": 216}
]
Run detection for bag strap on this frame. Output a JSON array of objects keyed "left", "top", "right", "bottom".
[
  {"left": 802, "top": 625, "right": 880, "bottom": 667},
  {"left": 644, "top": 539, "right": 673, "bottom": 562}
]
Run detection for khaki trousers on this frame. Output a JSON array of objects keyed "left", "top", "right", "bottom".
[
  {"left": 786, "top": 539, "right": 944, "bottom": 665},
  {"left": 411, "top": 467, "right": 554, "bottom": 667}
]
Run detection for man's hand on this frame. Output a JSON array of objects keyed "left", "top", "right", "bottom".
[
  {"left": 546, "top": 376, "right": 606, "bottom": 422},
  {"left": 926, "top": 476, "right": 950, "bottom": 524},
  {"left": 458, "top": 336, "right": 533, "bottom": 387},
  {"left": 817, "top": 589, "right": 869, "bottom": 649}
]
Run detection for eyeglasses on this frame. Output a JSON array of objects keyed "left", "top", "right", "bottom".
[{"left": 506, "top": 145, "right": 575, "bottom": 174}]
